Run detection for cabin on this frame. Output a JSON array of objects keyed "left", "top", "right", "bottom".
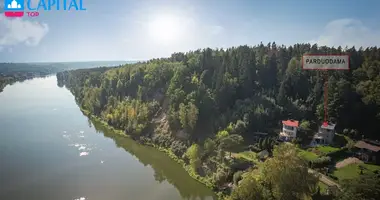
[
  {"left": 311, "top": 122, "right": 336, "bottom": 146},
  {"left": 354, "top": 140, "right": 380, "bottom": 164},
  {"left": 279, "top": 120, "right": 299, "bottom": 142}
]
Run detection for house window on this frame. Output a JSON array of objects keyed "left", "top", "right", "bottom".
[
  {"left": 285, "top": 131, "right": 294, "bottom": 136},
  {"left": 284, "top": 125, "right": 294, "bottom": 130}
]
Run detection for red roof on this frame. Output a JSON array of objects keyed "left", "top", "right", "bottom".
[{"left": 282, "top": 120, "right": 299, "bottom": 127}]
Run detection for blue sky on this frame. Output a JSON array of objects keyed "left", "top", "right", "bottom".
[{"left": 0, "top": 0, "right": 379, "bottom": 62}]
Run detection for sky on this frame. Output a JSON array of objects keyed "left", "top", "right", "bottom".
[{"left": 0, "top": 0, "right": 379, "bottom": 62}]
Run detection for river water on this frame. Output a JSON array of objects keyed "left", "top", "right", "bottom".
[{"left": 0, "top": 76, "right": 216, "bottom": 200}]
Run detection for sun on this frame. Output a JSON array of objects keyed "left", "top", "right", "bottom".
[{"left": 147, "top": 15, "right": 181, "bottom": 44}]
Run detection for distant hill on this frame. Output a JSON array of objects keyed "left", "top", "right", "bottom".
[
  {"left": 0, "top": 61, "right": 139, "bottom": 74},
  {"left": 0, "top": 61, "right": 138, "bottom": 92},
  {"left": 31, "top": 61, "right": 139, "bottom": 71}
]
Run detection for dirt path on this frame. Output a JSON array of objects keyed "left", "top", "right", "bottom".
[
  {"left": 335, "top": 157, "right": 363, "bottom": 169},
  {"left": 308, "top": 157, "right": 363, "bottom": 190},
  {"left": 308, "top": 169, "right": 341, "bottom": 189}
]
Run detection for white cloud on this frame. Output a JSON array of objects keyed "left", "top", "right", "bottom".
[
  {"left": 0, "top": 15, "right": 49, "bottom": 46},
  {"left": 310, "top": 19, "right": 380, "bottom": 48}
]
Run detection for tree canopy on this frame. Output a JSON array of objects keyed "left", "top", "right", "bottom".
[
  {"left": 57, "top": 43, "right": 380, "bottom": 199},
  {"left": 57, "top": 43, "right": 380, "bottom": 140}
]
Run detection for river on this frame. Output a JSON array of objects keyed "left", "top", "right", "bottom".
[{"left": 0, "top": 76, "right": 216, "bottom": 200}]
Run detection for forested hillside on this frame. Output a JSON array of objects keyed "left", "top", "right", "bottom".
[
  {"left": 57, "top": 43, "right": 380, "bottom": 199},
  {"left": 57, "top": 43, "right": 380, "bottom": 141}
]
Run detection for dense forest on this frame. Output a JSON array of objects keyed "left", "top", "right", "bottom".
[{"left": 57, "top": 43, "right": 380, "bottom": 200}]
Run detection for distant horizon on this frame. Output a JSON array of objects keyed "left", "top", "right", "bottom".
[
  {"left": 3, "top": 42, "right": 379, "bottom": 64},
  {"left": 0, "top": 60, "right": 143, "bottom": 64}
]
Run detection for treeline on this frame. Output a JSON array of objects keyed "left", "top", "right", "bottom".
[
  {"left": 0, "top": 62, "right": 69, "bottom": 92},
  {"left": 58, "top": 43, "right": 380, "bottom": 141},
  {"left": 57, "top": 43, "right": 380, "bottom": 199},
  {"left": 0, "top": 62, "right": 127, "bottom": 93}
]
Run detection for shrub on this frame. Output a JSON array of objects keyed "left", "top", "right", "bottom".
[
  {"left": 310, "top": 156, "right": 331, "bottom": 169},
  {"left": 152, "top": 133, "right": 173, "bottom": 148},
  {"left": 300, "top": 120, "right": 311, "bottom": 130},
  {"left": 213, "top": 166, "right": 230, "bottom": 187},
  {"left": 139, "top": 136, "right": 152, "bottom": 144},
  {"left": 203, "top": 138, "right": 216, "bottom": 157},
  {"left": 170, "top": 140, "right": 187, "bottom": 157},
  {"left": 233, "top": 171, "right": 244, "bottom": 185},
  {"left": 185, "top": 144, "right": 202, "bottom": 173},
  {"left": 249, "top": 145, "right": 261, "bottom": 152},
  {"left": 345, "top": 140, "right": 356, "bottom": 150}
]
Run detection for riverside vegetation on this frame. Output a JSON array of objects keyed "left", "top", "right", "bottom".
[
  {"left": 0, "top": 61, "right": 128, "bottom": 93},
  {"left": 0, "top": 63, "right": 65, "bottom": 92},
  {"left": 57, "top": 43, "right": 380, "bottom": 200}
]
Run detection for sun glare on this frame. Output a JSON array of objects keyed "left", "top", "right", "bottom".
[{"left": 147, "top": 15, "right": 181, "bottom": 44}]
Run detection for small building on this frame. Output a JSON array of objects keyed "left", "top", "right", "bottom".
[
  {"left": 279, "top": 120, "right": 299, "bottom": 142},
  {"left": 311, "top": 122, "right": 336, "bottom": 145},
  {"left": 354, "top": 140, "right": 380, "bottom": 164}
]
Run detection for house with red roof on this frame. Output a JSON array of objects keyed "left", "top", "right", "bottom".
[{"left": 279, "top": 120, "right": 299, "bottom": 142}]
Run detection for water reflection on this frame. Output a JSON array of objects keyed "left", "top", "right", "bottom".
[
  {"left": 1, "top": 76, "right": 216, "bottom": 200},
  {"left": 89, "top": 117, "right": 217, "bottom": 200}
]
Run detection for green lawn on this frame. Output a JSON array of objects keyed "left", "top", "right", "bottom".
[
  {"left": 333, "top": 163, "right": 380, "bottom": 182},
  {"left": 362, "top": 163, "right": 380, "bottom": 172},
  {"left": 232, "top": 151, "right": 258, "bottom": 163},
  {"left": 315, "top": 146, "right": 341, "bottom": 154},
  {"left": 333, "top": 164, "right": 360, "bottom": 181},
  {"left": 318, "top": 182, "right": 329, "bottom": 194},
  {"left": 299, "top": 149, "right": 319, "bottom": 161}
]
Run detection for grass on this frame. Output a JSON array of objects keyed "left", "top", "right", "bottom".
[
  {"left": 333, "top": 164, "right": 360, "bottom": 181},
  {"left": 316, "top": 146, "right": 341, "bottom": 154},
  {"left": 333, "top": 163, "right": 380, "bottom": 182},
  {"left": 232, "top": 151, "right": 258, "bottom": 163},
  {"left": 299, "top": 149, "right": 319, "bottom": 161},
  {"left": 327, "top": 149, "right": 353, "bottom": 162},
  {"left": 318, "top": 182, "right": 329, "bottom": 194},
  {"left": 364, "top": 163, "right": 380, "bottom": 171}
]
